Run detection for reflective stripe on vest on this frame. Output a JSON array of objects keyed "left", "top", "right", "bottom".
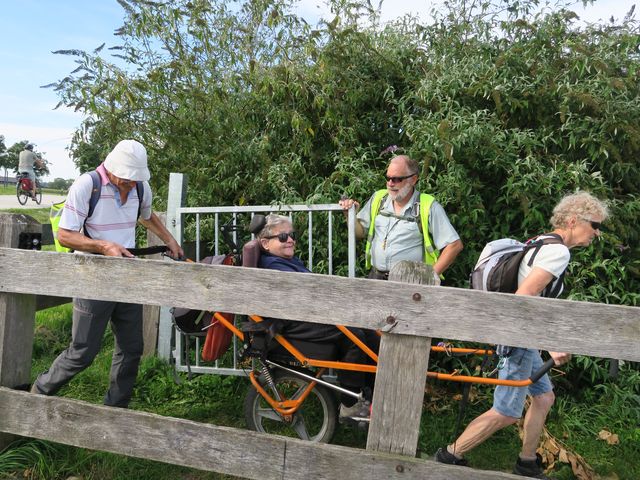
[{"left": 364, "top": 189, "right": 439, "bottom": 270}]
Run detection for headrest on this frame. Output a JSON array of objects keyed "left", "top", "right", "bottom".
[
  {"left": 242, "top": 239, "right": 262, "bottom": 268},
  {"left": 248, "top": 214, "right": 267, "bottom": 235}
]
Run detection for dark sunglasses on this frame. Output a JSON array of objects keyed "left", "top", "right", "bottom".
[
  {"left": 264, "top": 231, "right": 297, "bottom": 243},
  {"left": 581, "top": 218, "right": 602, "bottom": 230},
  {"left": 384, "top": 173, "right": 416, "bottom": 183}
]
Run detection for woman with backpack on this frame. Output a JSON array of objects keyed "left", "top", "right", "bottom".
[{"left": 435, "top": 191, "right": 609, "bottom": 479}]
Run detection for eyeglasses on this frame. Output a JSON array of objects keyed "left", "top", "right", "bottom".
[
  {"left": 384, "top": 173, "right": 416, "bottom": 183},
  {"left": 264, "top": 231, "right": 297, "bottom": 243},
  {"left": 581, "top": 218, "right": 602, "bottom": 230}
]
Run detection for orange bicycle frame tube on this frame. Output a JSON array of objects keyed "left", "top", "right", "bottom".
[
  {"left": 217, "top": 313, "right": 535, "bottom": 387},
  {"left": 248, "top": 368, "right": 326, "bottom": 416}
]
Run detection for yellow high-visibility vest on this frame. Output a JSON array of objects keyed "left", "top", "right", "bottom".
[{"left": 364, "top": 189, "right": 439, "bottom": 270}]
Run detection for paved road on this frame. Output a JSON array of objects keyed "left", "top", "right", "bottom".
[{"left": 0, "top": 193, "right": 67, "bottom": 210}]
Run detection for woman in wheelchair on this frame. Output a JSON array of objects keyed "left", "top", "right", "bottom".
[{"left": 251, "top": 214, "right": 377, "bottom": 422}]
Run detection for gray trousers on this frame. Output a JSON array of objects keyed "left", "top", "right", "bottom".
[{"left": 34, "top": 298, "right": 143, "bottom": 408}]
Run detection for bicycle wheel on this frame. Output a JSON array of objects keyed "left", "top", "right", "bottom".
[
  {"left": 16, "top": 183, "right": 28, "bottom": 205},
  {"left": 34, "top": 185, "right": 42, "bottom": 204},
  {"left": 244, "top": 370, "right": 337, "bottom": 443}
]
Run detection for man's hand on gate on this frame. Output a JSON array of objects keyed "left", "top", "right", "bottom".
[
  {"left": 101, "top": 241, "right": 134, "bottom": 257},
  {"left": 339, "top": 197, "right": 360, "bottom": 216}
]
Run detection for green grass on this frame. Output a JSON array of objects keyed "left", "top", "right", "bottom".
[
  {"left": 2, "top": 305, "right": 638, "bottom": 479},
  {"left": 0, "top": 208, "right": 50, "bottom": 224},
  {"left": 0, "top": 184, "right": 63, "bottom": 195}
]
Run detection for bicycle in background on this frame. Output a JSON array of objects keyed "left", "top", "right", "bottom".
[{"left": 16, "top": 173, "right": 42, "bottom": 205}]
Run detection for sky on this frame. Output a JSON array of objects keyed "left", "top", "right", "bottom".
[{"left": 0, "top": 0, "right": 636, "bottom": 181}]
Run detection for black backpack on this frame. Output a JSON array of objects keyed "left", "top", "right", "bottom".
[
  {"left": 470, "top": 233, "right": 566, "bottom": 358},
  {"left": 470, "top": 233, "right": 566, "bottom": 297}
]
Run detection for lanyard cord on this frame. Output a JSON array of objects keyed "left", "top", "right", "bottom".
[{"left": 382, "top": 218, "right": 401, "bottom": 250}]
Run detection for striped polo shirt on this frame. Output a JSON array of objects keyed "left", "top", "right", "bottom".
[{"left": 59, "top": 163, "right": 152, "bottom": 248}]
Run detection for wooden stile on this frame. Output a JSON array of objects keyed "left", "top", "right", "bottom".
[{"left": 367, "top": 261, "right": 435, "bottom": 456}]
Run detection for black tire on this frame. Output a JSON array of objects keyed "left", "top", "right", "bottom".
[
  {"left": 16, "top": 183, "right": 28, "bottom": 205},
  {"left": 244, "top": 370, "right": 337, "bottom": 443},
  {"left": 34, "top": 185, "right": 42, "bottom": 205}
]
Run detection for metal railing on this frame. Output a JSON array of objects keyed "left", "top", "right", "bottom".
[{"left": 169, "top": 202, "right": 358, "bottom": 376}]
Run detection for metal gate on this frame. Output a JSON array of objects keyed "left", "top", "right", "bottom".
[{"left": 159, "top": 177, "right": 358, "bottom": 377}]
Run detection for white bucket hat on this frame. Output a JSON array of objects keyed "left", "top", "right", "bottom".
[{"left": 104, "top": 140, "right": 150, "bottom": 181}]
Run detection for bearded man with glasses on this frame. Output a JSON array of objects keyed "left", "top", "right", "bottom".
[{"left": 339, "top": 155, "right": 463, "bottom": 281}]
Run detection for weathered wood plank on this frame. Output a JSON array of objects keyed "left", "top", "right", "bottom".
[
  {"left": 367, "top": 334, "right": 430, "bottom": 456},
  {"left": 0, "top": 388, "right": 523, "bottom": 480},
  {"left": 0, "top": 248, "right": 638, "bottom": 361},
  {"left": 367, "top": 261, "right": 434, "bottom": 456},
  {"left": 0, "top": 213, "right": 41, "bottom": 449}
]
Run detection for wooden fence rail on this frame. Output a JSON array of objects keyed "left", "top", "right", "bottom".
[
  {"left": 0, "top": 213, "right": 638, "bottom": 478},
  {"left": 1, "top": 248, "right": 637, "bottom": 361},
  {"left": 0, "top": 388, "right": 522, "bottom": 480}
]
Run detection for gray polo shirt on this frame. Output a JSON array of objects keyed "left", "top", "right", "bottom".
[{"left": 357, "top": 190, "right": 460, "bottom": 272}]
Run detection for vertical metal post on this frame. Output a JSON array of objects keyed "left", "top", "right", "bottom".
[
  {"left": 347, "top": 206, "right": 356, "bottom": 278},
  {"left": 307, "top": 211, "right": 313, "bottom": 271},
  {"left": 328, "top": 211, "right": 333, "bottom": 275},
  {"left": 214, "top": 214, "right": 219, "bottom": 255},
  {"left": 158, "top": 173, "right": 187, "bottom": 360},
  {"left": 195, "top": 213, "right": 201, "bottom": 262}
]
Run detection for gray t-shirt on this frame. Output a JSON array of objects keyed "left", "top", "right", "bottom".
[
  {"left": 357, "top": 190, "right": 460, "bottom": 271},
  {"left": 18, "top": 150, "right": 37, "bottom": 173}
]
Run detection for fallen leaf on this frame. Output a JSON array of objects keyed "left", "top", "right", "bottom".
[
  {"left": 559, "top": 448, "right": 569, "bottom": 463},
  {"left": 598, "top": 429, "right": 612, "bottom": 440}
]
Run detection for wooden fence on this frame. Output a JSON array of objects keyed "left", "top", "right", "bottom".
[{"left": 0, "top": 212, "right": 638, "bottom": 479}]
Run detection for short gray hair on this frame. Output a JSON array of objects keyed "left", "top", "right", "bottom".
[
  {"left": 256, "top": 214, "right": 292, "bottom": 239},
  {"left": 550, "top": 191, "right": 609, "bottom": 229},
  {"left": 390, "top": 155, "right": 419, "bottom": 175}
]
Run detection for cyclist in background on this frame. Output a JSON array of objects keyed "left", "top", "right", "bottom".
[{"left": 18, "top": 144, "right": 42, "bottom": 200}]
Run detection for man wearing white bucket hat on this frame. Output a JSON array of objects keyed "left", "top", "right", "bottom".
[{"left": 31, "top": 139, "right": 183, "bottom": 408}]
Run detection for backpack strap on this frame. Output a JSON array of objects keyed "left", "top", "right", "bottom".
[
  {"left": 135, "top": 181, "right": 144, "bottom": 220},
  {"left": 83, "top": 171, "right": 102, "bottom": 237},
  {"left": 525, "top": 233, "right": 567, "bottom": 298},
  {"left": 83, "top": 172, "right": 144, "bottom": 237},
  {"left": 526, "top": 233, "right": 564, "bottom": 267}
]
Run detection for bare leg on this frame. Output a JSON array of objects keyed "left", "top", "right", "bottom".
[
  {"left": 520, "top": 391, "right": 555, "bottom": 458},
  {"left": 448, "top": 407, "right": 518, "bottom": 457}
]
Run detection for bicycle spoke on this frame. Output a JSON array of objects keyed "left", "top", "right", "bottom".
[
  {"left": 256, "top": 407, "right": 283, "bottom": 422},
  {"left": 289, "top": 384, "right": 307, "bottom": 400},
  {"left": 291, "top": 414, "right": 310, "bottom": 440}
]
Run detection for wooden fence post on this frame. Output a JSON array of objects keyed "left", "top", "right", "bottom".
[
  {"left": 0, "top": 213, "right": 40, "bottom": 449},
  {"left": 366, "top": 261, "right": 435, "bottom": 456},
  {"left": 142, "top": 212, "right": 166, "bottom": 357},
  {"left": 157, "top": 174, "right": 187, "bottom": 359}
]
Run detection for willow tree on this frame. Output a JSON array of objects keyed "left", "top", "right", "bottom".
[{"left": 46, "top": 0, "right": 639, "bottom": 303}]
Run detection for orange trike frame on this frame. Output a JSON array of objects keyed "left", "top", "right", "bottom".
[{"left": 211, "top": 311, "right": 550, "bottom": 418}]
